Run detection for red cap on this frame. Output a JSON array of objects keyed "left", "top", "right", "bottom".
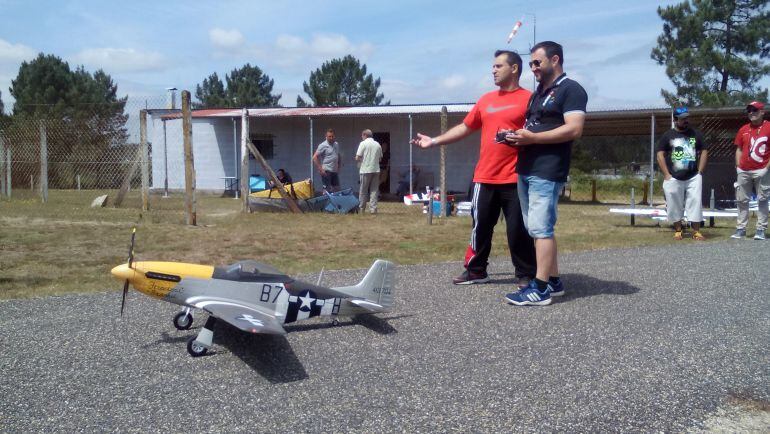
[{"left": 747, "top": 101, "right": 765, "bottom": 110}]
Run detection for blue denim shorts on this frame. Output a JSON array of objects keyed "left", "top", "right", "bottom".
[{"left": 518, "top": 175, "right": 564, "bottom": 238}]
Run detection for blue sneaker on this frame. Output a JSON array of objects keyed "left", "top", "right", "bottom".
[
  {"left": 505, "top": 281, "right": 551, "bottom": 306},
  {"left": 548, "top": 279, "right": 565, "bottom": 297}
]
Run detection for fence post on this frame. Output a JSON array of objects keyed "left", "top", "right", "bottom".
[
  {"left": 140, "top": 109, "right": 149, "bottom": 211},
  {"left": 427, "top": 187, "right": 434, "bottom": 225},
  {"left": 591, "top": 179, "right": 597, "bottom": 202},
  {"left": 182, "top": 90, "right": 196, "bottom": 226},
  {"left": 77, "top": 174, "right": 81, "bottom": 190},
  {"left": 439, "top": 106, "right": 447, "bottom": 219},
  {"left": 240, "top": 108, "right": 250, "bottom": 212},
  {"left": 408, "top": 114, "right": 414, "bottom": 196},
  {"left": 630, "top": 187, "right": 635, "bottom": 226},
  {"left": 709, "top": 188, "right": 715, "bottom": 227},
  {"left": 5, "top": 146, "right": 10, "bottom": 199},
  {"left": 0, "top": 134, "right": 5, "bottom": 198},
  {"left": 649, "top": 114, "right": 655, "bottom": 206},
  {"left": 39, "top": 121, "right": 48, "bottom": 203}
]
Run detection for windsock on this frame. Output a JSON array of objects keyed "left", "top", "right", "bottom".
[{"left": 507, "top": 17, "right": 524, "bottom": 44}]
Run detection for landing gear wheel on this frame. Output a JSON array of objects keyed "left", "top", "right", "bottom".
[
  {"left": 173, "top": 311, "right": 193, "bottom": 330},
  {"left": 186, "top": 337, "right": 208, "bottom": 357}
]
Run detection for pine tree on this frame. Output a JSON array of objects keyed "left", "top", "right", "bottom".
[
  {"left": 194, "top": 72, "right": 228, "bottom": 108},
  {"left": 8, "top": 53, "right": 128, "bottom": 187},
  {"left": 225, "top": 64, "right": 281, "bottom": 107},
  {"left": 297, "top": 55, "right": 388, "bottom": 107},
  {"left": 651, "top": 0, "right": 770, "bottom": 106}
]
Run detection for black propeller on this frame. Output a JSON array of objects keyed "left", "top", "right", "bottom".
[{"left": 120, "top": 227, "right": 137, "bottom": 316}]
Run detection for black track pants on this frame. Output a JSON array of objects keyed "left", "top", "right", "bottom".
[{"left": 464, "top": 182, "right": 536, "bottom": 278}]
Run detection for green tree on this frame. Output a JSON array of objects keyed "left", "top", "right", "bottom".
[
  {"left": 225, "top": 64, "right": 281, "bottom": 107},
  {"left": 297, "top": 55, "right": 388, "bottom": 107},
  {"left": 193, "top": 65, "right": 281, "bottom": 108},
  {"left": 0, "top": 90, "right": 5, "bottom": 116},
  {"left": 194, "top": 72, "right": 228, "bottom": 109},
  {"left": 9, "top": 53, "right": 128, "bottom": 187},
  {"left": 651, "top": 0, "right": 770, "bottom": 106}
]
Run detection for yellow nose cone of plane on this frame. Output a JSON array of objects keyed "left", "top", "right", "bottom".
[{"left": 111, "top": 263, "right": 136, "bottom": 282}]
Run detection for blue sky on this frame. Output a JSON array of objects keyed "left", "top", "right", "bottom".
[{"left": 1, "top": 0, "right": 757, "bottom": 112}]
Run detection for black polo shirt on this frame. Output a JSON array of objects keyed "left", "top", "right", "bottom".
[{"left": 517, "top": 73, "right": 588, "bottom": 182}]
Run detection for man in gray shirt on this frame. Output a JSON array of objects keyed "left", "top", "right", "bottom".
[{"left": 313, "top": 128, "right": 341, "bottom": 192}]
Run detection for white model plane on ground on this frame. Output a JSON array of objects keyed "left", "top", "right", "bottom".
[{"left": 111, "top": 229, "right": 396, "bottom": 357}]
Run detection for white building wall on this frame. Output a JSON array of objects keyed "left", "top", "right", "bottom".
[{"left": 149, "top": 112, "right": 482, "bottom": 195}]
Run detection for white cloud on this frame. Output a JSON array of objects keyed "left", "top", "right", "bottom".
[
  {"left": 440, "top": 74, "right": 466, "bottom": 89},
  {"left": 73, "top": 47, "right": 167, "bottom": 73},
  {"left": 0, "top": 39, "right": 36, "bottom": 62},
  {"left": 208, "top": 28, "right": 245, "bottom": 49}
]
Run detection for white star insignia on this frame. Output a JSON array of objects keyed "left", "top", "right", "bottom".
[{"left": 298, "top": 292, "right": 315, "bottom": 311}]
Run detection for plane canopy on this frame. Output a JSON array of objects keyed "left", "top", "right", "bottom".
[{"left": 212, "top": 260, "right": 292, "bottom": 283}]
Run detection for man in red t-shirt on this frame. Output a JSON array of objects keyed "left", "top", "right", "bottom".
[
  {"left": 410, "top": 50, "right": 536, "bottom": 285},
  {"left": 732, "top": 101, "right": 770, "bottom": 240}
]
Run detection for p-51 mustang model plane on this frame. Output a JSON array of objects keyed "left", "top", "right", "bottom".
[{"left": 111, "top": 229, "right": 396, "bottom": 357}]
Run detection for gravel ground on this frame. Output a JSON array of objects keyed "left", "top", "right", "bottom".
[{"left": 1, "top": 239, "right": 768, "bottom": 433}]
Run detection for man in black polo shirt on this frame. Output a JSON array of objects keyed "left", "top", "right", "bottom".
[{"left": 505, "top": 41, "right": 588, "bottom": 306}]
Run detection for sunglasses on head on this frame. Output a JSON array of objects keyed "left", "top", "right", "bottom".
[{"left": 528, "top": 59, "right": 543, "bottom": 68}]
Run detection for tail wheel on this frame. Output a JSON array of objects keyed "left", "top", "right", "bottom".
[
  {"left": 173, "top": 311, "right": 193, "bottom": 330},
  {"left": 186, "top": 337, "right": 208, "bottom": 357}
]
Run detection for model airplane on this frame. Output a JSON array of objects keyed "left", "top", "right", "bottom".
[
  {"left": 111, "top": 229, "right": 396, "bottom": 357},
  {"left": 609, "top": 207, "right": 739, "bottom": 219}
]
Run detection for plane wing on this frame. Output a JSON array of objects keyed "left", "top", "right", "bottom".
[
  {"left": 185, "top": 296, "right": 287, "bottom": 335},
  {"left": 609, "top": 208, "right": 738, "bottom": 218}
]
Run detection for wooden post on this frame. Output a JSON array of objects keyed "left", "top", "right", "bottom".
[
  {"left": 140, "top": 109, "right": 149, "bottom": 211},
  {"left": 114, "top": 148, "right": 141, "bottom": 207},
  {"left": 240, "top": 109, "right": 250, "bottom": 211},
  {"left": 245, "top": 140, "right": 302, "bottom": 213},
  {"left": 39, "top": 121, "right": 48, "bottom": 203},
  {"left": 439, "top": 106, "right": 447, "bottom": 219},
  {"left": 427, "top": 188, "right": 434, "bottom": 225},
  {"left": 182, "top": 90, "right": 196, "bottom": 226},
  {"left": 0, "top": 135, "right": 5, "bottom": 198},
  {"left": 591, "top": 179, "right": 597, "bottom": 202},
  {"left": 642, "top": 178, "right": 648, "bottom": 204},
  {"left": 5, "top": 146, "right": 10, "bottom": 199}
]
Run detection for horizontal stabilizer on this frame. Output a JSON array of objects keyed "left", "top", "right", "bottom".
[{"left": 348, "top": 299, "right": 386, "bottom": 313}]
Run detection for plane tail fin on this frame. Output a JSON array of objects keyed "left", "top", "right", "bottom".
[{"left": 335, "top": 260, "right": 395, "bottom": 312}]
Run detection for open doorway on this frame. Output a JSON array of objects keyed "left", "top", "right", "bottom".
[{"left": 373, "top": 132, "right": 390, "bottom": 194}]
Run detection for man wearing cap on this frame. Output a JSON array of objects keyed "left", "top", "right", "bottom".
[
  {"left": 656, "top": 107, "right": 709, "bottom": 240},
  {"left": 732, "top": 101, "right": 770, "bottom": 240}
]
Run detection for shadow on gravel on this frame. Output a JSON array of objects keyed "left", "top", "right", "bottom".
[
  {"left": 215, "top": 322, "right": 308, "bottom": 383},
  {"left": 558, "top": 273, "right": 640, "bottom": 300}
]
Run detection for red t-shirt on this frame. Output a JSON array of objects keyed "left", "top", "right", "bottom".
[
  {"left": 463, "top": 87, "right": 531, "bottom": 183},
  {"left": 735, "top": 120, "right": 770, "bottom": 170}
]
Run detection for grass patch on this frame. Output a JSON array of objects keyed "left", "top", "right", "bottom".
[{"left": 0, "top": 189, "right": 741, "bottom": 300}]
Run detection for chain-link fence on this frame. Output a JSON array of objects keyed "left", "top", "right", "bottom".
[
  {"left": 0, "top": 99, "right": 749, "bottom": 221},
  {"left": 0, "top": 97, "right": 167, "bottom": 203}
]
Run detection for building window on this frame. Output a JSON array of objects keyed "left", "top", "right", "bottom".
[{"left": 250, "top": 133, "right": 275, "bottom": 159}]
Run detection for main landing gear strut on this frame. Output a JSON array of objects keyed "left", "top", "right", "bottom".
[{"left": 187, "top": 316, "right": 216, "bottom": 357}]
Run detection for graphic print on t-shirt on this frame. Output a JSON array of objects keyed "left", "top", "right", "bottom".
[
  {"left": 749, "top": 136, "right": 768, "bottom": 164},
  {"left": 669, "top": 136, "right": 697, "bottom": 173}
]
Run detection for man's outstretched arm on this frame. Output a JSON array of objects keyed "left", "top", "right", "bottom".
[{"left": 410, "top": 123, "right": 475, "bottom": 148}]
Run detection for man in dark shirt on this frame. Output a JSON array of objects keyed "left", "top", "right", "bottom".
[
  {"left": 505, "top": 41, "right": 587, "bottom": 307},
  {"left": 656, "top": 107, "right": 709, "bottom": 241}
]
